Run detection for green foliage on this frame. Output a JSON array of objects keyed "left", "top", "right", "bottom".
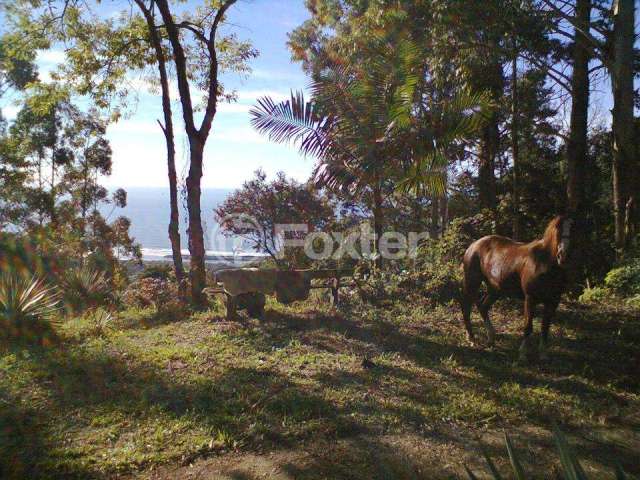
[
  {"left": 400, "top": 213, "right": 495, "bottom": 305},
  {"left": 467, "top": 426, "right": 627, "bottom": 480},
  {"left": 61, "top": 266, "right": 113, "bottom": 315},
  {"left": 122, "top": 277, "right": 180, "bottom": 313},
  {"left": 578, "top": 286, "right": 612, "bottom": 304},
  {"left": 579, "top": 257, "right": 640, "bottom": 304},
  {"left": 604, "top": 262, "right": 640, "bottom": 296},
  {"left": 0, "top": 273, "right": 60, "bottom": 344},
  {"left": 214, "top": 169, "right": 335, "bottom": 268},
  {"left": 139, "top": 263, "right": 174, "bottom": 281}
]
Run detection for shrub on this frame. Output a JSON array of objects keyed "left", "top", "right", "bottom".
[
  {"left": 0, "top": 274, "right": 61, "bottom": 344},
  {"left": 578, "top": 286, "right": 612, "bottom": 304},
  {"left": 138, "top": 263, "right": 174, "bottom": 281},
  {"left": 122, "top": 277, "right": 180, "bottom": 312},
  {"left": 86, "top": 309, "right": 114, "bottom": 337},
  {"left": 404, "top": 214, "right": 493, "bottom": 306},
  {"left": 399, "top": 264, "right": 462, "bottom": 306},
  {"left": 62, "top": 266, "right": 113, "bottom": 314},
  {"left": 625, "top": 294, "right": 640, "bottom": 309},
  {"left": 603, "top": 262, "right": 640, "bottom": 295}
]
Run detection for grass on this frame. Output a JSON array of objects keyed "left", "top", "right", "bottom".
[{"left": 1, "top": 294, "right": 639, "bottom": 479}]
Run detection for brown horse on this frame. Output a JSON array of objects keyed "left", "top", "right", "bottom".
[{"left": 461, "top": 216, "right": 573, "bottom": 361}]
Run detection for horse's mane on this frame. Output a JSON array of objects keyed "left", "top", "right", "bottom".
[{"left": 542, "top": 216, "right": 563, "bottom": 254}]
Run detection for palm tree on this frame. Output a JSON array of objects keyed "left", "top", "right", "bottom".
[{"left": 250, "top": 38, "right": 489, "bottom": 255}]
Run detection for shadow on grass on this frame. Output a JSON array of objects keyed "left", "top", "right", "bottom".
[
  {"left": 254, "top": 302, "right": 640, "bottom": 475},
  {"left": 0, "top": 341, "right": 344, "bottom": 478},
  {"left": 2, "top": 298, "right": 639, "bottom": 478}
]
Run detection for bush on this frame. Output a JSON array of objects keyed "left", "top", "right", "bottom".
[
  {"left": 62, "top": 266, "right": 114, "bottom": 314},
  {"left": 399, "top": 265, "right": 462, "bottom": 306},
  {"left": 138, "top": 263, "right": 174, "bottom": 281},
  {"left": 603, "top": 262, "right": 640, "bottom": 295},
  {"left": 122, "top": 277, "right": 180, "bottom": 312},
  {"left": 579, "top": 257, "right": 640, "bottom": 305},
  {"left": 578, "top": 286, "right": 612, "bottom": 304},
  {"left": 0, "top": 274, "right": 61, "bottom": 344},
  {"left": 405, "top": 214, "right": 494, "bottom": 306}
]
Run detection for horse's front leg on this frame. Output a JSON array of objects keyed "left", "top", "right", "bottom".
[
  {"left": 539, "top": 300, "right": 559, "bottom": 361},
  {"left": 519, "top": 295, "right": 535, "bottom": 363}
]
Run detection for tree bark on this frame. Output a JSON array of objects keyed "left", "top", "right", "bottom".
[
  {"left": 154, "top": 0, "right": 236, "bottom": 305},
  {"left": 186, "top": 141, "right": 207, "bottom": 301},
  {"left": 440, "top": 194, "right": 448, "bottom": 234},
  {"left": 372, "top": 184, "right": 384, "bottom": 267},
  {"left": 565, "top": 0, "right": 591, "bottom": 289},
  {"left": 566, "top": 0, "right": 590, "bottom": 219},
  {"left": 430, "top": 196, "right": 440, "bottom": 239},
  {"left": 611, "top": 0, "right": 636, "bottom": 256},
  {"left": 511, "top": 50, "right": 521, "bottom": 240},
  {"left": 478, "top": 60, "right": 503, "bottom": 212},
  {"left": 135, "top": 0, "right": 185, "bottom": 295}
]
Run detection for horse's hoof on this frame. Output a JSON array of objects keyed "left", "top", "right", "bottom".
[{"left": 465, "top": 332, "right": 476, "bottom": 346}]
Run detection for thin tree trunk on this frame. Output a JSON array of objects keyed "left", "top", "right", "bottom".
[
  {"left": 611, "top": 0, "right": 635, "bottom": 256},
  {"left": 430, "top": 196, "right": 439, "bottom": 239},
  {"left": 511, "top": 50, "right": 521, "bottom": 240},
  {"left": 478, "top": 60, "right": 503, "bottom": 213},
  {"left": 135, "top": 0, "right": 185, "bottom": 295},
  {"left": 50, "top": 157, "right": 56, "bottom": 225},
  {"left": 440, "top": 194, "right": 448, "bottom": 234},
  {"left": 372, "top": 184, "right": 384, "bottom": 267}
]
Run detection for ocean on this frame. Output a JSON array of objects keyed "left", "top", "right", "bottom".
[{"left": 105, "top": 187, "right": 267, "bottom": 264}]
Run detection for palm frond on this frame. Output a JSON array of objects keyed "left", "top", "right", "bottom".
[
  {"left": 0, "top": 273, "right": 61, "bottom": 342},
  {"left": 552, "top": 423, "right": 588, "bottom": 480},
  {"left": 397, "top": 150, "right": 448, "bottom": 197},
  {"left": 250, "top": 91, "right": 333, "bottom": 159}
]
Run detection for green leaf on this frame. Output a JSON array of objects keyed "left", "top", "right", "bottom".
[
  {"left": 479, "top": 441, "right": 504, "bottom": 480},
  {"left": 504, "top": 432, "right": 527, "bottom": 480},
  {"left": 552, "top": 423, "right": 588, "bottom": 480}
]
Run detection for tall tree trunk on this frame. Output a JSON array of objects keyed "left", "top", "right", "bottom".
[
  {"left": 478, "top": 60, "right": 503, "bottom": 212},
  {"left": 153, "top": 0, "right": 236, "bottom": 305},
  {"left": 611, "top": 0, "right": 636, "bottom": 256},
  {"left": 372, "top": 184, "right": 384, "bottom": 267},
  {"left": 566, "top": 0, "right": 591, "bottom": 285},
  {"left": 430, "top": 196, "right": 440, "bottom": 238},
  {"left": 186, "top": 142, "right": 207, "bottom": 302},
  {"left": 511, "top": 51, "right": 521, "bottom": 240},
  {"left": 440, "top": 194, "right": 449, "bottom": 234},
  {"left": 135, "top": 0, "right": 185, "bottom": 295},
  {"left": 166, "top": 137, "right": 185, "bottom": 296}
]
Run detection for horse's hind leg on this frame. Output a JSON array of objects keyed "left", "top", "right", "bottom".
[
  {"left": 539, "top": 300, "right": 559, "bottom": 361},
  {"left": 461, "top": 268, "right": 480, "bottom": 344},
  {"left": 477, "top": 291, "right": 498, "bottom": 346},
  {"left": 519, "top": 295, "right": 536, "bottom": 363},
  {"left": 461, "top": 294, "right": 474, "bottom": 343}
]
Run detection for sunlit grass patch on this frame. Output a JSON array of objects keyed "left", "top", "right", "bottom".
[{"left": 1, "top": 295, "right": 639, "bottom": 478}]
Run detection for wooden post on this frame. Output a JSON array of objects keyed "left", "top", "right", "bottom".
[{"left": 225, "top": 294, "right": 237, "bottom": 321}]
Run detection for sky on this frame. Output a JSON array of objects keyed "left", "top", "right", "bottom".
[
  {"left": 2, "top": 0, "right": 314, "bottom": 189},
  {"left": 2, "top": 1, "right": 633, "bottom": 190}
]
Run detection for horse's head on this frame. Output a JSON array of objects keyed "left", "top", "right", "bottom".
[
  {"left": 554, "top": 216, "right": 573, "bottom": 266},
  {"left": 543, "top": 215, "right": 573, "bottom": 266}
]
